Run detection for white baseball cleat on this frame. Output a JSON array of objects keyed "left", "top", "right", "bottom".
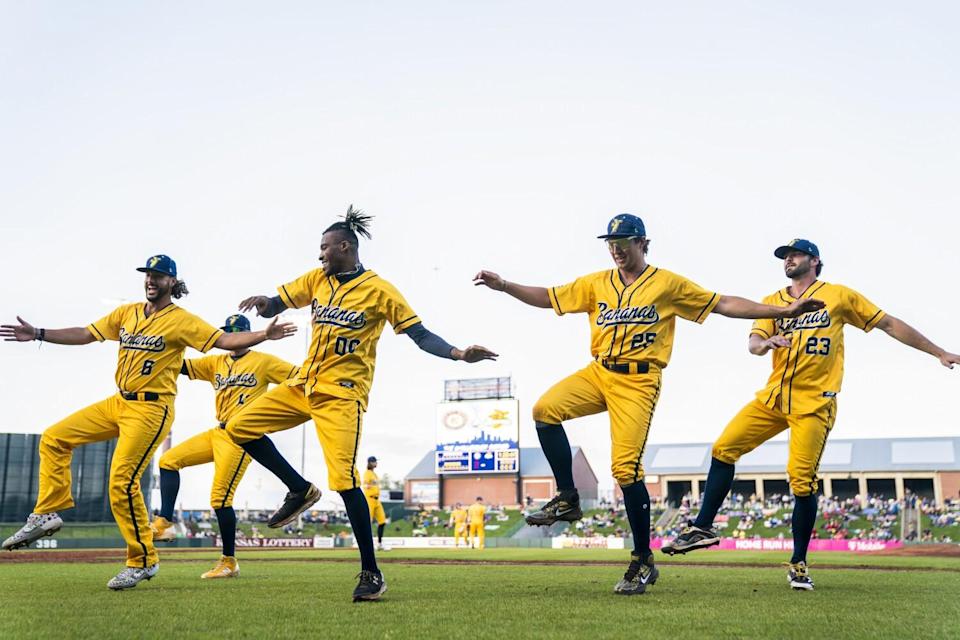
[
  {"left": 2, "top": 513, "right": 63, "bottom": 551},
  {"left": 107, "top": 564, "right": 159, "bottom": 590},
  {"left": 377, "top": 542, "right": 391, "bottom": 552}
]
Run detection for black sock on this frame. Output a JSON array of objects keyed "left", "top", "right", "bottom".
[
  {"left": 535, "top": 422, "right": 576, "bottom": 494},
  {"left": 240, "top": 437, "right": 309, "bottom": 493},
  {"left": 341, "top": 488, "right": 378, "bottom": 573},
  {"left": 159, "top": 468, "right": 179, "bottom": 521},
  {"left": 215, "top": 507, "right": 237, "bottom": 557},
  {"left": 694, "top": 457, "right": 736, "bottom": 529},
  {"left": 377, "top": 523, "right": 385, "bottom": 544},
  {"left": 621, "top": 482, "right": 651, "bottom": 559},
  {"left": 790, "top": 494, "right": 818, "bottom": 564}
]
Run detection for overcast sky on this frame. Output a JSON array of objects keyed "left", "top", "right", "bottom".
[{"left": 1, "top": 2, "right": 957, "bottom": 510}]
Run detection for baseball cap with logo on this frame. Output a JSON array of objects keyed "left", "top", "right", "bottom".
[
  {"left": 597, "top": 213, "right": 646, "bottom": 239},
  {"left": 221, "top": 314, "right": 251, "bottom": 333},
  {"left": 136, "top": 254, "right": 177, "bottom": 278},
  {"left": 774, "top": 239, "right": 820, "bottom": 260}
]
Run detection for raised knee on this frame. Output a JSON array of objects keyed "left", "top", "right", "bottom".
[
  {"left": 711, "top": 444, "right": 738, "bottom": 465},
  {"left": 532, "top": 398, "right": 559, "bottom": 424},
  {"left": 158, "top": 452, "right": 177, "bottom": 471}
]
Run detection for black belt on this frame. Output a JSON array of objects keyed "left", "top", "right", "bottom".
[
  {"left": 120, "top": 391, "right": 160, "bottom": 402},
  {"left": 599, "top": 360, "right": 650, "bottom": 375}
]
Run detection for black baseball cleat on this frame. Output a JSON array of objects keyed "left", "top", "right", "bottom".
[
  {"left": 661, "top": 524, "right": 720, "bottom": 555},
  {"left": 525, "top": 491, "right": 583, "bottom": 527},
  {"left": 786, "top": 561, "right": 814, "bottom": 591},
  {"left": 267, "top": 483, "right": 321, "bottom": 528},
  {"left": 613, "top": 554, "right": 659, "bottom": 595},
  {"left": 353, "top": 570, "right": 387, "bottom": 602}
]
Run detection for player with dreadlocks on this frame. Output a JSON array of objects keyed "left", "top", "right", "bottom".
[{"left": 227, "top": 205, "right": 497, "bottom": 601}]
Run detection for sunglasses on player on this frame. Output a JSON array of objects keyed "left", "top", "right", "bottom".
[{"left": 605, "top": 237, "right": 640, "bottom": 250}]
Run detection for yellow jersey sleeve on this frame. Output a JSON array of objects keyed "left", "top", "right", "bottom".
[
  {"left": 840, "top": 286, "right": 885, "bottom": 332},
  {"left": 264, "top": 354, "right": 299, "bottom": 384},
  {"left": 277, "top": 269, "right": 322, "bottom": 310},
  {"left": 363, "top": 469, "right": 380, "bottom": 497},
  {"left": 667, "top": 272, "right": 719, "bottom": 323},
  {"left": 379, "top": 281, "right": 421, "bottom": 334},
  {"left": 184, "top": 355, "right": 217, "bottom": 382},
  {"left": 87, "top": 305, "right": 127, "bottom": 342},
  {"left": 177, "top": 313, "right": 223, "bottom": 353},
  {"left": 750, "top": 294, "right": 778, "bottom": 339},
  {"left": 549, "top": 275, "right": 596, "bottom": 315}
]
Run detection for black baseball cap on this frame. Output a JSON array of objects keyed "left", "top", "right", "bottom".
[
  {"left": 774, "top": 239, "right": 820, "bottom": 260},
  {"left": 597, "top": 213, "right": 646, "bottom": 239},
  {"left": 136, "top": 254, "right": 177, "bottom": 277}
]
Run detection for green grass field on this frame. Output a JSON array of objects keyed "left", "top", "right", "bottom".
[{"left": 1, "top": 548, "right": 958, "bottom": 639}]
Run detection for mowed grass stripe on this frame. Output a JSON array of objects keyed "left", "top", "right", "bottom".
[{"left": 0, "top": 561, "right": 957, "bottom": 640}]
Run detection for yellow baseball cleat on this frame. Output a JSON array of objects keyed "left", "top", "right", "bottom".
[
  {"left": 201, "top": 555, "right": 240, "bottom": 579},
  {"left": 150, "top": 516, "right": 176, "bottom": 542}
]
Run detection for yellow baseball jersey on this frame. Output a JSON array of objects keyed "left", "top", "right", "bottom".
[
  {"left": 363, "top": 468, "right": 380, "bottom": 499},
  {"left": 467, "top": 503, "right": 486, "bottom": 523},
  {"left": 277, "top": 268, "right": 420, "bottom": 402},
  {"left": 88, "top": 303, "right": 223, "bottom": 395},
  {"left": 751, "top": 281, "right": 885, "bottom": 415},
  {"left": 549, "top": 266, "right": 719, "bottom": 367},
  {"left": 184, "top": 351, "right": 299, "bottom": 423},
  {"left": 451, "top": 507, "right": 467, "bottom": 523}
]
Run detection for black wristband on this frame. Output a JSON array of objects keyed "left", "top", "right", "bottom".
[{"left": 36, "top": 328, "right": 45, "bottom": 342}]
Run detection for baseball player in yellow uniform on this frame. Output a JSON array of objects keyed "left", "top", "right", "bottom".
[
  {"left": 475, "top": 214, "right": 824, "bottom": 595},
  {"left": 663, "top": 238, "right": 959, "bottom": 590},
  {"left": 449, "top": 503, "right": 468, "bottom": 547},
  {"left": 0, "top": 255, "right": 295, "bottom": 590},
  {"left": 467, "top": 497, "right": 486, "bottom": 549},
  {"left": 150, "top": 313, "right": 298, "bottom": 579},
  {"left": 226, "top": 206, "right": 497, "bottom": 601},
  {"left": 363, "top": 456, "right": 389, "bottom": 551}
]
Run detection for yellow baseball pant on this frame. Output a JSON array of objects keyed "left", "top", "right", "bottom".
[
  {"left": 159, "top": 427, "right": 251, "bottom": 509},
  {"left": 533, "top": 361, "right": 662, "bottom": 487},
  {"left": 454, "top": 523, "right": 467, "bottom": 546},
  {"left": 712, "top": 398, "right": 837, "bottom": 496},
  {"left": 367, "top": 497, "right": 386, "bottom": 525},
  {"left": 34, "top": 394, "right": 173, "bottom": 568},
  {"left": 226, "top": 383, "right": 363, "bottom": 491},
  {"left": 469, "top": 523, "right": 485, "bottom": 548}
]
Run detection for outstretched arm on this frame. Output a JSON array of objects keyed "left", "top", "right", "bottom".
[
  {"left": 404, "top": 323, "right": 498, "bottom": 362},
  {"left": 213, "top": 317, "right": 297, "bottom": 351},
  {"left": 876, "top": 315, "right": 960, "bottom": 369},
  {"left": 1, "top": 317, "right": 96, "bottom": 345},
  {"left": 715, "top": 296, "right": 825, "bottom": 320},
  {"left": 473, "top": 271, "right": 551, "bottom": 309},
  {"left": 238, "top": 295, "right": 288, "bottom": 318}
]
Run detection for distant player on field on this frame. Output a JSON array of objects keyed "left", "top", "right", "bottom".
[
  {"left": 662, "top": 239, "right": 959, "bottom": 590},
  {"left": 449, "top": 503, "right": 468, "bottom": 547},
  {"left": 467, "top": 497, "right": 486, "bottom": 549},
  {"left": 475, "top": 214, "right": 825, "bottom": 595},
  {"left": 151, "top": 313, "right": 298, "bottom": 579},
  {"left": 363, "top": 456, "right": 389, "bottom": 551},
  {"left": 0, "top": 256, "right": 295, "bottom": 590},
  {"left": 226, "top": 206, "right": 497, "bottom": 601}
]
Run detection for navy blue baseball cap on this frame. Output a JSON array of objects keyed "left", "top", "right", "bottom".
[
  {"left": 136, "top": 254, "right": 177, "bottom": 277},
  {"left": 221, "top": 314, "right": 251, "bottom": 333},
  {"left": 774, "top": 239, "right": 820, "bottom": 260},
  {"left": 598, "top": 213, "right": 646, "bottom": 239},
  {"left": 367, "top": 456, "right": 377, "bottom": 463}
]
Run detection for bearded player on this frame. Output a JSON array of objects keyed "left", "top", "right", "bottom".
[
  {"left": 474, "top": 214, "right": 825, "bottom": 595},
  {"left": 150, "top": 313, "right": 298, "bottom": 579},
  {"left": 662, "top": 239, "right": 960, "bottom": 590},
  {"left": 0, "top": 256, "right": 295, "bottom": 590},
  {"left": 363, "top": 456, "right": 389, "bottom": 551},
  {"left": 226, "top": 206, "right": 497, "bottom": 601}
]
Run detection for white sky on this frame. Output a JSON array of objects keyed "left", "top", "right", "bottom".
[{"left": 1, "top": 2, "right": 957, "bottom": 510}]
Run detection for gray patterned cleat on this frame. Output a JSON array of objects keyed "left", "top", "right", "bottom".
[
  {"left": 661, "top": 524, "right": 720, "bottom": 555},
  {"left": 353, "top": 570, "right": 387, "bottom": 602},
  {"left": 614, "top": 554, "right": 659, "bottom": 595},
  {"left": 525, "top": 492, "right": 583, "bottom": 527},
  {"left": 107, "top": 564, "right": 159, "bottom": 590},
  {"left": 268, "top": 483, "right": 322, "bottom": 528},
  {"left": 2, "top": 513, "right": 63, "bottom": 551},
  {"left": 786, "top": 561, "right": 814, "bottom": 591}
]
